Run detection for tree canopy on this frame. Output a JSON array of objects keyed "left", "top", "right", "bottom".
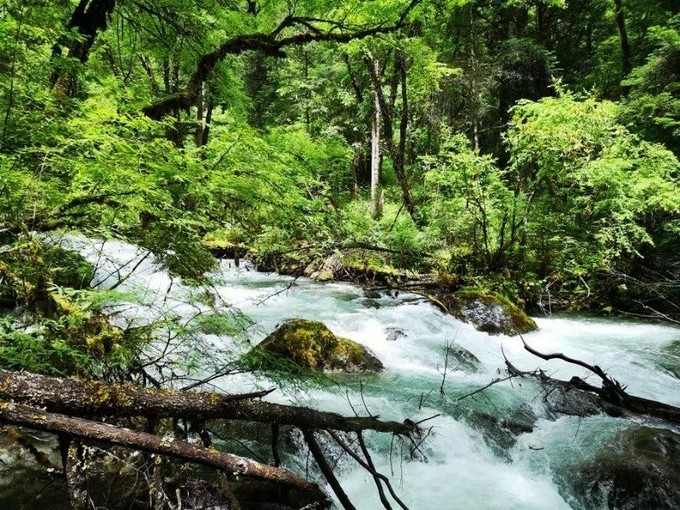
[{"left": 1, "top": 0, "right": 680, "bottom": 505}]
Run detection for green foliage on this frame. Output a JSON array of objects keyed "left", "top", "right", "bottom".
[
  {"left": 507, "top": 91, "right": 680, "bottom": 277},
  {"left": 423, "top": 132, "right": 514, "bottom": 271},
  {"left": 0, "top": 0, "right": 679, "bottom": 367},
  {"left": 620, "top": 16, "right": 680, "bottom": 156},
  {"left": 0, "top": 315, "right": 94, "bottom": 376},
  {"left": 238, "top": 346, "right": 333, "bottom": 388},
  {"left": 193, "top": 313, "right": 242, "bottom": 336}
]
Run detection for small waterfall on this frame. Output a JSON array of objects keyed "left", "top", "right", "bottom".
[{"left": 54, "top": 234, "right": 680, "bottom": 509}]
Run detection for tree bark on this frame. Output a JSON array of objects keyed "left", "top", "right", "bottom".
[
  {"left": 0, "top": 369, "right": 415, "bottom": 435},
  {"left": 0, "top": 400, "right": 323, "bottom": 496},
  {"left": 366, "top": 52, "right": 418, "bottom": 224},
  {"left": 370, "top": 59, "right": 382, "bottom": 220},
  {"left": 613, "top": 0, "right": 632, "bottom": 78},
  {"left": 142, "top": 0, "right": 421, "bottom": 119}
]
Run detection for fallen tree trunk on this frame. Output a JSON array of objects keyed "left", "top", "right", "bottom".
[
  {"left": 567, "top": 376, "right": 680, "bottom": 425},
  {"left": 513, "top": 340, "right": 680, "bottom": 425},
  {"left": 0, "top": 400, "right": 323, "bottom": 497},
  {"left": 0, "top": 369, "right": 414, "bottom": 435}
]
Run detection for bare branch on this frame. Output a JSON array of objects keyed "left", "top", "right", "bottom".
[{"left": 142, "top": 1, "right": 421, "bottom": 119}]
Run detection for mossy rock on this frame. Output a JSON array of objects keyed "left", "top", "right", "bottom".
[
  {"left": 574, "top": 427, "right": 680, "bottom": 509},
  {"left": 201, "top": 235, "right": 249, "bottom": 260},
  {"left": 256, "top": 319, "right": 383, "bottom": 373},
  {"left": 438, "top": 290, "right": 537, "bottom": 336},
  {"left": 305, "top": 254, "right": 341, "bottom": 282}
]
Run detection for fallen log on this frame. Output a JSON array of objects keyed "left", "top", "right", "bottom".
[
  {"left": 516, "top": 340, "right": 680, "bottom": 425},
  {"left": 0, "top": 369, "right": 414, "bottom": 435},
  {"left": 567, "top": 376, "right": 680, "bottom": 425},
  {"left": 0, "top": 400, "right": 324, "bottom": 497}
]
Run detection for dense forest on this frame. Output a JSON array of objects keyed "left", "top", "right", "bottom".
[{"left": 1, "top": 0, "right": 680, "bottom": 509}]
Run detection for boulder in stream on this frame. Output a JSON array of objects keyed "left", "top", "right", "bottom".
[
  {"left": 255, "top": 319, "right": 383, "bottom": 373},
  {"left": 305, "top": 254, "right": 342, "bottom": 282},
  {"left": 438, "top": 290, "right": 537, "bottom": 336},
  {"left": 659, "top": 340, "right": 680, "bottom": 379},
  {"left": 467, "top": 403, "right": 538, "bottom": 456},
  {"left": 385, "top": 327, "right": 407, "bottom": 342},
  {"left": 446, "top": 343, "right": 482, "bottom": 373},
  {"left": 574, "top": 427, "right": 680, "bottom": 510}
]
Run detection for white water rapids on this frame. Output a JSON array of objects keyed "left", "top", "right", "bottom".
[{"left": 56, "top": 235, "right": 680, "bottom": 510}]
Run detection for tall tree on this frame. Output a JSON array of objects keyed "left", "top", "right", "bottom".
[
  {"left": 614, "top": 0, "right": 633, "bottom": 78},
  {"left": 370, "top": 58, "right": 382, "bottom": 219},
  {"left": 51, "top": 0, "right": 117, "bottom": 96},
  {"left": 367, "top": 50, "right": 418, "bottom": 224}
]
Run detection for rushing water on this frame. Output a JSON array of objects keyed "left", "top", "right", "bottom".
[{"left": 54, "top": 236, "right": 680, "bottom": 509}]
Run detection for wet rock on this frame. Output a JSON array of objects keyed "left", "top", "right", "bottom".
[
  {"left": 446, "top": 343, "right": 482, "bottom": 373},
  {"left": 467, "top": 404, "right": 538, "bottom": 454},
  {"left": 362, "top": 299, "right": 381, "bottom": 309},
  {"left": 234, "top": 481, "right": 330, "bottom": 510},
  {"left": 543, "top": 383, "right": 625, "bottom": 420},
  {"left": 575, "top": 427, "right": 680, "bottom": 510},
  {"left": 364, "top": 289, "right": 383, "bottom": 299},
  {"left": 310, "top": 254, "right": 342, "bottom": 282},
  {"left": 255, "top": 319, "right": 383, "bottom": 373},
  {"left": 0, "top": 430, "right": 66, "bottom": 509},
  {"left": 385, "top": 327, "right": 407, "bottom": 342},
  {"left": 505, "top": 403, "right": 538, "bottom": 435},
  {"left": 659, "top": 340, "right": 680, "bottom": 379},
  {"left": 438, "top": 290, "right": 537, "bottom": 336}
]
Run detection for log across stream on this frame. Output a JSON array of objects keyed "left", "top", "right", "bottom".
[{"left": 2, "top": 235, "right": 680, "bottom": 509}]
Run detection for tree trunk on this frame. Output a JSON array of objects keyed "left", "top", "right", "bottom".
[
  {"left": 614, "top": 0, "right": 632, "bottom": 78},
  {"left": 0, "top": 400, "right": 324, "bottom": 496},
  {"left": 516, "top": 341, "right": 680, "bottom": 425},
  {"left": 51, "top": 0, "right": 117, "bottom": 97},
  {"left": 0, "top": 369, "right": 415, "bottom": 435},
  {"left": 370, "top": 59, "right": 382, "bottom": 220},
  {"left": 201, "top": 94, "right": 215, "bottom": 147},
  {"left": 366, "top": 52, "right": 418, "bottom": 224},
  {"left": 195, "top": 81, "right": 205, "bottom": 147}
]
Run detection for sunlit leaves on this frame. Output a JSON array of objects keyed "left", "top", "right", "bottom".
[{"left": 508, "top": 91, "right": 680, "bottom": 275}]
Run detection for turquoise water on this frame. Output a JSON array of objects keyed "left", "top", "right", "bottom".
[{"left": 54, "top": 235, "right": 680, "bottom": 509}]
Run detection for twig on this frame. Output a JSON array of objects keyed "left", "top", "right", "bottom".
[
  {"left": 519, "top": 335, "right": 615, "bottom": 387},
  {"left": 303, "top": 430, "right": 355, "bottom": 510},
  {"left": 327, "top": 430, "right": 410, "bottom": 510},
  {"left": 456, "top": 376, "right": 515, "bottom": 401},
  {"left": 414, "top": 414, "right": 440, "bottom": 426}
]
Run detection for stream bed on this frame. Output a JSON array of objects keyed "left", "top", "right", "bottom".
[{"left": 12, "top": 236, "right": 680, "bottom": 509}]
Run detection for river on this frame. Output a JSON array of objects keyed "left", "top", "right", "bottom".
[{"left": 53, "top": 236, "right": 680, "bottom": 509}]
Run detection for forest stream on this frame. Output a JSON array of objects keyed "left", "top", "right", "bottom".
[
  {"left": 10, "top": 235, "right": 673, "bottom": 510},
  {"left": 2, "top": 2, "right": 680, "bottom": 508}
]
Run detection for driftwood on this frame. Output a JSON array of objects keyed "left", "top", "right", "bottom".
[
  {"left": 0, "top": 369, "right": 414, "bottom": 435},
  {"left": 517, "top": 338, "right": 680, "bottom": 425},
  {"left": 0, "top": 368, "right": 418, "bottom": 508},
  {"left": 0, "top": 400, "right": 322, "bottom": 495}
]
